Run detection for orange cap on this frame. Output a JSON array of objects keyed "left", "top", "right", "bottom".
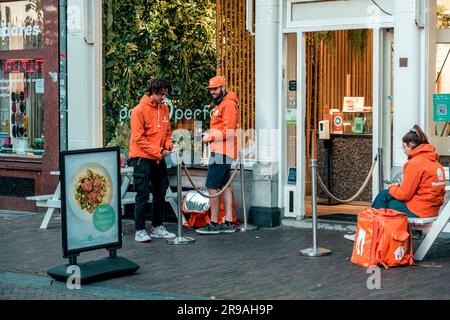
[{"left": 206, "top": 75, "right": 226, "bottom": 89}]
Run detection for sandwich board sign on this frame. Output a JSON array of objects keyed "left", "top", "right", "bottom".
[{"left": 47, "top": 147, "right": 139, "bottom": 284}]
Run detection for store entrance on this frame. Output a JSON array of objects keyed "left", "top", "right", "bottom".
[
  {"left": 303, "top": 29, "right": 374, "bottom": 218},
  {"left": 292, "top": 28, "right": 394, "bottom": 220}
]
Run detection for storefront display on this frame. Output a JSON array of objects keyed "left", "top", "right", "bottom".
[
  {"left": 329, "top": 106, "right": 373, "bottom": 136},
  {"left": 0, "top": 0, "right": 58, "bottom": 212},
  {"left": 342, "top": 110, "right": 373, "bottom": 135}
]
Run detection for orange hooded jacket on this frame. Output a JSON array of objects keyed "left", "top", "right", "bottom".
[
  {"left": 129, "top": 94, "right": 173, "bottom": 162},
  {"left": 208, "top": 91, "right": 240, "bottom": 160},
  {"left": 389, "top": 144, "right": 446, "bottom": 217}
]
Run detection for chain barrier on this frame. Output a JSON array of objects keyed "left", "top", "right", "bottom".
[
  {"left": 181, "top": 155, "right": 242, "bottom": 199},
  {"left": 315, "top": 155, "right": 379, "bottom": 204},
  {"left": 177, "top": 139, "right": 255, "bottom": 199}
]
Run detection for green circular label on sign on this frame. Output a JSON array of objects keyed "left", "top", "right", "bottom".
[{"left": 93, "top": 204, "right": 115, "bottom": 232}]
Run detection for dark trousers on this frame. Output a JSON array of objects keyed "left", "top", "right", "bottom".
[
  {"left": 372, "top": 189, "right": 418, "bottom": 218},
  {"left": 131, "top": 157, "right": 169, "bottom": 231}
]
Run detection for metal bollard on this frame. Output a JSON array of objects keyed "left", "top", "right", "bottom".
[
  {"left": 167, "top": 148, "right": 195, "bottom": 245},
  {"left": 378, "top": 147, "right": 384, "bottom": 192},
  {"left": 299, "top": 159, "right": 332, "bottom": 257},
  {"left": 238, "top": 150, "right": 258, "bottom": 232}
]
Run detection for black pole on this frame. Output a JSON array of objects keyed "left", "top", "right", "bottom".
[
  {"left": 322, "top": 139, "right": 333, "bottom": 205},
  {"left": 326, "top": 139, "right": 332, "bottom": 204},
  {"left": 59, "top": 0, "right": 68, "bottom": 152},
  {"left": 378, "top": 147, "right": 383, "bottom": 191}
]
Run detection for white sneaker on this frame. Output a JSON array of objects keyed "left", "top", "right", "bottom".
[
  {"left": 135, "top": 230, "right": 151, "bottom": 243},
  {"left": 150, "top": 225, "right": 176, "bottom": 239},
  {"left": 344, "top": 234, "right": 356, "bottom": 242}
]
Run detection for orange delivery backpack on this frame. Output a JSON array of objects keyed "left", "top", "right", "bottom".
[
  {"left": 351, "top": 207, "right": 414, "bottom": 269},
  {"left": 182, "top": 188, "right": 239, "bottom": 229}
]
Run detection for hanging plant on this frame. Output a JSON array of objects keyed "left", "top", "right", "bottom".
[
  {"left": 348, "top": 29, "right": 368, "bottom": 58},
  {"left": 314, "top": 30, "right": 336, "bottom": 56},
  {"left": 437, "top": 4, "right": 450, "bottom": 29},
  {"left": 315, "top": 31, "right": 335, "bottom": 43}
]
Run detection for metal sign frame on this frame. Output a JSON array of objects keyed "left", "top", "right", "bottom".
[{"left": 60, "top": 147, "right": 122, "bottom": 258}]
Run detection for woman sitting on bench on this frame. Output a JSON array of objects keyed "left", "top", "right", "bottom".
[
  {"left": 346, "top": 125, "right": 446, "bottom": 241},
  {"left": 374, "top": 125, "right": 446, "bottom": 218}
]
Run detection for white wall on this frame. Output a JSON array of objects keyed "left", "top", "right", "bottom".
[
  {"left": 255, "top": 0, "right": 281, "bottom": 165},
  {"left": 392, "top": 0, "right": 423, "bottom": 169},
  {"left": 67, "top": 0, "right": 103, "bottom": 150},
  {"left": 289, "top": 0, "right": 394, "bottom": 29},
  {"left": 291, "top": 0, "right": 394, "bottom": 22}
]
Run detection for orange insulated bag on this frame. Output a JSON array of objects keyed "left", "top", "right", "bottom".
[
  {"left": 351, "top": 208, "right": 414, "bottom": 269},
  {"left": 182, "top": 188, "right": 239, "bottom": 229}
]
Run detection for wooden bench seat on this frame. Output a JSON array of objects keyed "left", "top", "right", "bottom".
[
  {"left": 26, "top": 195, "right": 54, "bottom": 202},
  {"left": 408, "top": 217, "right": 438, "bottom": 225}
]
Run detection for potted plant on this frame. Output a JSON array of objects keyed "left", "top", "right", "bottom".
[{"left": 107, "top": 122, "right": 130, "bottom": 167}]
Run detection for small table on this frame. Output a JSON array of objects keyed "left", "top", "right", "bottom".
[{"left": 27, "top": 167, "right": 186, "bottom": 229}]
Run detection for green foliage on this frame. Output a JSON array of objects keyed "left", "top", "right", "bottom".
[
  {"left": 103, "top": 0, "right": 216, "bottom": 147},
  {"left": 106, "top": 121, "right": 130, "bottom": 150},
  {"left": 315, "top": 31, "right": 335, "bottom": 43},
  {"left": 313, "top": 31, "right": 336, "bottom": 56},
  {"left": 437, "top": 4, "right": 450, "bottom": 29},
  {"left": 348, "top": 29, "right": 368, "bottom": 58}
]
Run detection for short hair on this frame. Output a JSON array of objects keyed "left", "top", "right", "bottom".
[
  {"left": 147, "top": 79, "right": 172, "bottom": 95},
  {"left": 402, "top": 124, "right": 429, "bottom": 148}
]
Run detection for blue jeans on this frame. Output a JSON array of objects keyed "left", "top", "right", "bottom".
[{"left": 372, "top": 189, "right": 418, "bottom": 218}]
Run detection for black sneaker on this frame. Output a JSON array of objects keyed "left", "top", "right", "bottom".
[
  {"left": 219, "top": 223, "right": 237, "bottom": 233},
  {"left": 196, "top": 223, "right": 220, "bottom": 235}
]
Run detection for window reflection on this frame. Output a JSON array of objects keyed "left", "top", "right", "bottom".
[
  {"left": 435, "top": 1, "right": 450, "bottom": 155},
  {"left": 0, "top": 1, "right": 44, "bottom": 51}
]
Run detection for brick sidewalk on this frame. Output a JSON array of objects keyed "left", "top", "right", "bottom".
[
  {"left": 1, "top": 211, "right": 450, "bottom": 300},
  {"left": 0, "top": 271, "right": 205, "bottom": 300}
]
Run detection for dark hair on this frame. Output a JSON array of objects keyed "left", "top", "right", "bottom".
[
  {"left": 147, "top": 79, "right": 172, "bottom": 95},
  {"left": 402, "top": 124, "right": 429, "bottom": 148}
]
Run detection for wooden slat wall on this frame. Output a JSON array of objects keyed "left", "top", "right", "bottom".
[
  {"left": 216, "top": 0, "right": 255, "bottom": 131},
  {"left": 305, "top": 30, "right": 373, "bottom": 182}
]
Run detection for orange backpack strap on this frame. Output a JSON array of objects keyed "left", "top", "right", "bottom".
[{"left": 407, "top": 223, "right": 414, "bottom": 266}]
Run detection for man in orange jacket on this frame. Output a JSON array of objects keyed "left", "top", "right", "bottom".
[
  {"left": 129, "top": 79, "right": 176, "bottom": 243},
  {"left": 196, "top": 75, "right": 240, "bottom": 235}
]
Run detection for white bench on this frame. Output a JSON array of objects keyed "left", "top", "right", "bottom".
[
  {"left": 27, "top": 167, "right": 186, "bottom": 229},
  {"left": 410, "top": 185, "right": 450, "bottom": 261}
]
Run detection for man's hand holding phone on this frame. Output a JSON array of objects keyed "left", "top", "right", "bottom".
[{"left": 202, "top": 132, "right": 210, "bottom": 144}]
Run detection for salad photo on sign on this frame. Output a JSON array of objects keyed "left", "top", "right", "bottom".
[{"left": 71, "top": 163, "right": 113, "bottom": 220}]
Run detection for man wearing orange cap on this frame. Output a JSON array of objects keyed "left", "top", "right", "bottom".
[{"left": 197, "top": 75, "right": 240, "bottom": 235}]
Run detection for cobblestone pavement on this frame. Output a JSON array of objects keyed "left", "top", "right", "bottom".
[
  {"left": 0, "top": 271, "right": 205, "bottom": 300},
  {"left": 1, "top": 211, "right": 450, "bottom": 300}
]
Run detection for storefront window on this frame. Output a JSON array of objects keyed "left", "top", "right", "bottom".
[
  {"left": 0, "top": 58, "right": 44, "bottom": 156},
  {"left": 0, "top": 1, "right": 44, "bottom": 51},
  {"left": 434, "top": 1, "right": 450, "bottom": 157}
]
